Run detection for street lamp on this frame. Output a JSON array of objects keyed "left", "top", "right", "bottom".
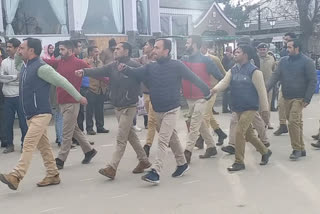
[
  {"left": 244, "top": 20, "right": 251, "bottom": 28},
  {"left": 267, "top": 17, "right": 276, "bottom": 28},
  {"left": 243, "top": 6, "right": 276, "bottom": 31}
]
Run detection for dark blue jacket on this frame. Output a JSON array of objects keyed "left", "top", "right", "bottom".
[
  {"left": 20, "top": 57, "right": 51, "bottom": 120},
  {"left": 267, "top": 53, "right": 317, "bottom": 103},
  {"left": 230, "top": 63, "right": 259, "bottom": 112},
  {"left": 124, "top": 57, "right": 211, "bottom": 113}
]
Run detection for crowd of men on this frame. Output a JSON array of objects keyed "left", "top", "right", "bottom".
[{"left": 0, "top": 31, "right": 318, "bottom": 190}]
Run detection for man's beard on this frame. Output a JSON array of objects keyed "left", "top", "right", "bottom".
[{"left": 185, "top": 47, "right": 193, "bottom": 55}]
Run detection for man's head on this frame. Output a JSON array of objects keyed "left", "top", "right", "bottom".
[
  {"left": 257, "top": 43, "right": 269, "bottom": 57},
  {"left": 283, "top": 32, "right": 296, "bottom": 46},
  {"left": 19, "top": 38, "right": 42, "bottom": 60},
  {"left": 87, "top": 45, "right": 99, "bottom": 59},
  {"left": 7, "top": 38, "right": 21, "bottom": 58},
  {"left": 153, "top": 39, "right": 171, "bottom": 61},
  {"left": 225, "top": 46, "right": 233, "bottom": 58},
  {"left": 59, "top": 40, "right": 74, "bottom": 59},
  {"left": 109, "top": 38, "right": 117, "bottom": 52},
  {"left": 72, "top": 40, "right": 82, "bottom": 56},
  {"left": 143, "top": 38, "right": 155, "bottom": 55},
  {"left": 185, "top": 35, "right": 202, "bottom": 55},
  {"left": 234, "top": 45, "right": 255, "bottom": 65},
  {"left": 287, "top": 39, "right": 301, "bottom": 56},
  {"left": 114, "top": 42, "right": 132, "bottom": 60}
]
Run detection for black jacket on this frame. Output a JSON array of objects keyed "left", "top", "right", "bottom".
[
  {"left": 83, "top": 57, "right": 141, "bottom": 108},
  {"left": 267, "top": 53, "right": 317, "bottom": 103},
  {"left": 123, "top": 57, "right": 210, "bottom": 113}
]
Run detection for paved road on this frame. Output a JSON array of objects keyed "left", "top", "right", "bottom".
[{"left": 1, "top": 95, "right": 320, "bottom": 214}]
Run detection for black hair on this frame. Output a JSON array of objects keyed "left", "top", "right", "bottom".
[
  {"left": 60, "top": 40, "right": 75, "bottom": 50},
  {"left": 188, "top": 35, "right": 202, "bottom": 49},
  {"left": 109, "top": 38, "right": 117, "bottom": 48},
  {"left": 47, "top": 44, "right": 54, "bottom": 56},
  {"left": 87, "top": 45, "right": 98, "bottom": 55},
  {"left": 284, "top": 32, "right": 297, "bottom": 39},
  {"left": 238, "top": 45, "right": 260, "bottom": 68},
  {"left": 155, "top": 38, "right": 172, "bottom": 54},
  {"left": 119, "top": 42, "right": 132, "bottom": 57},
  {"left": 71, "top": 40, "right": 81, "bottom": 48},
  {"left": 147, "top": 38, "right": 155, "bottom": 47},
  {"left": 54, "top": 41, "right": 61, "bottom": 57},
  {"left": 7, "top": 38, "right": 21, "bottom": 48},
  {"left": 23, "top": 37, "right": 42, "bottom": 56},
  {"left": 288, "top": 39, "right": 302, "bottom": 51}
]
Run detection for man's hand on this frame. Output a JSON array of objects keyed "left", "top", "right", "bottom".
[
  {"left": 260, "top": 111, "right": 270, "bottom": 126},
  {"left": 79, "top": 97, "right": 88, "bottom": 105},
  {"left": 117, "top": 63, "right": 127, "bottom": 72},
  {"left": 75, "top": 69, "right": 84, "bottom": 77},
  {"left": 303, "top": 102, "right": 309, "bottom": 108},
  {"left": 210, "top": 88, "right": 217, "bottom": 95},
  {"left": 204, "top": 92, "right": 212, "bottom": 101}
]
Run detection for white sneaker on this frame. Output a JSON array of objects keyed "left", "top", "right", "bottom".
[{"left": 133, "top": 125, "right": 142, "bottom": 132}]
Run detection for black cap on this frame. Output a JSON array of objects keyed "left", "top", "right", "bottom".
[{"left": 257, "top": 43, "right": 268, "bottom": 49}]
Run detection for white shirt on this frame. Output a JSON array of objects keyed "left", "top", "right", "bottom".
[{"left": 0, "top": 56, "right": 19, "bottom": 97}]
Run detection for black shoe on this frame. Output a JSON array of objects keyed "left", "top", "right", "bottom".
[
  {"left": 312, "top": 134, "right": 319, "bottom": 140},
  {"left": 264, "top": 143, "right": 270, "bottom": 148},
  {"left": 271, "top": 107, "right": 278, "bottom": 112},
  {"left": 222, "top": 109, "right": 231, "bottom": 113},
  {"left": 195, "top": 136, "right": 204, "bottom": 149},
  {"left": 260, "top": 150, "right": 272, "bottom": 165},
  {"left": 184, "top": 150, "right": 192, "bottom": 164},
  {"left": 97, "top": 128, "right": 109, "bottom": 134},
  {"left": 55, "top": 158, "right": 64, "bottom": 170},
  {"left": 87, "top": 130, "right": 96, "bottom": 135},
  {"left": 274, "top": 124, "right": 288, "bottom": 136},
  {"left": 89, "top": 141, "right": 95, "bottom": 145},
  {"left": 215, "top": 128, "right": 227, "bottom": 146},
  {"left": 221, "top": 145, "right": 235, "bottom": 155},
  {"left": 227, "top": 163, "right": 245, "bottom": 172},
  {"left": 312, "top": 141, "right": 320, "bottom": 148},
  {"left": 143, "top": 144, "right": 151, "bottom": 157},
  {"left": 3, "top": 145, "right": 14, "bottom": 154},
  {"left": 289, "top": 150, "right": 304, "bottom": 160},
  {"left": 172, "top": 163, "right": 189, "bottom": 177},
  {"left": 82, "top": 149, "right": 97, "bottom": 164},
  {"left": 268, "top": 126, "right": 274, "bottom": 130},
  {"left": 72, "top": 138, "right": 80, "bottom": 145},
  {"left": 0, "top": 143, "right": 7, "bottom": 148},
  {"left": 199, "top": 147, "right": 217, "bottom": 159}
]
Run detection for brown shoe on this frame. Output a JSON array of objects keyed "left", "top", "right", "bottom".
[
  {"left": 0, "top": 173, "right": 20, "bottom": 190},
  {"left": 37, "top": 174, "right": 60, "bottom": 187},
  {"left": 98, "top": 166, "right": 116, "bottom": 179},
  {"left": 132, "top": 160, "right": 152, "bottom": 174}
]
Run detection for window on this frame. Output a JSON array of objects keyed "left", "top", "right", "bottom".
[
  {"left": 8, "top": 0, "right": 67, "bottom": 35},
  {"left": 82, "top": 0, "right": 124, "bottom": 34},
  {"left": 160, "top": 15, "right": 170, "bottom": 36},
  {"left": 137, "top": 0, "right": 150, "bottom": 35},
  {"left": 172, "top": 15, "right": 188, "bottom": 36}
]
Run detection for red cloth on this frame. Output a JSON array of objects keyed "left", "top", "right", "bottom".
[{"left": 44, "top": 55, "right": 90, "bottom": 104}]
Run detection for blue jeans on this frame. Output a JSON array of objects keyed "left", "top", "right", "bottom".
[
  {"left": 4, "top": 97, "right": 28, "bottom": 146},
  {"left": 53, "top": 108, "right": 63, "bottom": 143}
]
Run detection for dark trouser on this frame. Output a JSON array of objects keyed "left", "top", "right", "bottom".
[
  {"left": 271, "top": 85, "right": 279, "bottom": 111},
  {"left": 77, "top": 87, "right": 88, "bottom": 132},
  {"left": 86, "top": 90, "right": 105, "bottom": 131},
  {"left": 4, "top": 97, "right": 28, "bottom": 146},
  {"left": 0, "top": 103, "right": 8, "bottom": 145},
  {"left": 222, "top": 89, "right": 231, "bottom": 112}
]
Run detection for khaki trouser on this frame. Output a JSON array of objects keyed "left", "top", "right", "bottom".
[
  {"left": 144, "top": 94, "right": 157, "bottom": 146},
  {"left": 235, "top": 111, "right": 268, "bottom": 164},
  {"left": 229, "top": 112, "right": 269, "bottom": 146},
  {"left": 109, "top": 106, "right": 148, "bottom": 170},
  {"left": 278, "top": 90, "right": 287, "bottom": 125},
  {"left": 58, "top": 103, "right": 92, "bottom": 162},
  {"left": 185, "top": 99, "right": 215, "bottom": 152},
  {"left": 203, "top": 94, "right": 220, "bottom": 130},
  {"left": 11, "top": 114, "right": 58, "bottom": 179},
  {"left": 284, "top": 99, "right": 304, "bottom": 151},
  {"left": 153, "top": 107, "right": 186, "bottom": 174}
]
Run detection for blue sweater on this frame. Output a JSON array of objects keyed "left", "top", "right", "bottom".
[{"left": 124, "top": 57, "right": 210, "bottom": 112}]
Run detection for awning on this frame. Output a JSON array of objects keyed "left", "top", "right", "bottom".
[{"left": 272, "top": 36, "right": 283, "bottom": 43}]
